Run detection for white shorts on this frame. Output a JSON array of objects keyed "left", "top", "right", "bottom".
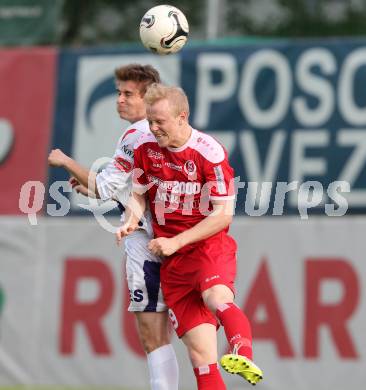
[{"left": 124, "top": 229, "right": 167, "bottom": 312}]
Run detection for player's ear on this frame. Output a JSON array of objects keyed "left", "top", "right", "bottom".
[{"left": 179, "top": 111, "right": 188, "bottom": 124}]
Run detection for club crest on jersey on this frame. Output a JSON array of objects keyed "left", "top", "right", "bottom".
[
  {"left": 184, "top": 160, "right": 197, "bottom": 179},
  {"left": 114, "top": 157, "right": 132, "bottom": 172}
]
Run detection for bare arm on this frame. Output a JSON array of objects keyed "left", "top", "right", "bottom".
[
  {"left": 175, "top": 199, "right": 233, "bottom": 247},
  {"left": 48, "top": 149, "right": 100, "bottom": 197},
  {"left": 148, "top": 199, "right": 234, "bottom": 256}
]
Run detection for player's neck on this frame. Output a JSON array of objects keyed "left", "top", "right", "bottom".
[
  {"left": 170, "top": 125, "right": 192, "bottom": 148},
  {"left": 129, "top": 115, "right": 145, "bottom": 124}
]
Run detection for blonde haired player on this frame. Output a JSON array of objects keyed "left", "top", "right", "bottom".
[
  {"left": 117, "top": 83, "right": 263, "bottom": 389},
  {"left": 48, "top": 65, "right": 179, "bottom": 390}
]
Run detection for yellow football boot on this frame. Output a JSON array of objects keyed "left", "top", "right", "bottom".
[{"left": 220, "top": 353, "right": 263, "bottom": 386}]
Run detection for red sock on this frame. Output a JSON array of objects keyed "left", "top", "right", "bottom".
[
  {"left": 193, "top": 363, "right": 226, "bottom": 390},
  {"left": 216, "top": 302, "right": 253, "bottom": 359}
]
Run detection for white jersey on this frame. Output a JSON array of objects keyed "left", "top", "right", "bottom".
[
  {"left": 95, "top": 119, "right": 153, "bottom": 236},
  {"left": 96, "top": 118, "right": 164, "bottom": 312}
]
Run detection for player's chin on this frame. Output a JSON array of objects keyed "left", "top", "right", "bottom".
[
  {"left": 156, "top": 137, "right": 169, "bottom": 148},
  {"left": 118, "top": 108, "right": 130, "bottom": 120},
  {"left": 118, "top": 111, "right": 126, "bottom": 120}
]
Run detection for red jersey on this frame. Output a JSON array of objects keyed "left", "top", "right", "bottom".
[{"left": 133, "top": 128, "right": 235, "bottom": 247}]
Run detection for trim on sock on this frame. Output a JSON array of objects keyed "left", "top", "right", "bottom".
[{"left": 147, "top": 344, "right": 175, "bottom": 365}]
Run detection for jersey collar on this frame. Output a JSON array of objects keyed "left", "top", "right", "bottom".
[{"left": 167, "top": 127, "right": 196, "bottom": 152}]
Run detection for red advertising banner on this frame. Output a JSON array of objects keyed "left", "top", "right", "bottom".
[
  {"left": 0, "top": 47, "right": 56, "bottom": 214},
  {"left": 0, "top": 217, "right": 365, "bottom": 388}
]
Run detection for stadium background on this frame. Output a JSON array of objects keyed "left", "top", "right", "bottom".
[{"left": 1, "top": 1, "right": 366, "bottom": 389}]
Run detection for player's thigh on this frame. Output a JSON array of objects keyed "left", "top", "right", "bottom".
[
  {"left": 182, "top": 323, "right": 218, "bottom": 367},
  {"left": 135, "top": 311, "right": 171, "bottom": 342}
]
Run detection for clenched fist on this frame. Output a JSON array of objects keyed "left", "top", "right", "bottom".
[
  {"left": 148, "top": 237, "right": 181, "bottom": 257},
  {"left": 48, "top": 149, "right": 69, "bottom": 167}
]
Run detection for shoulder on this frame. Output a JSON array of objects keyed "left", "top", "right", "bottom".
[
  {"left": 134, "top": 132, "right": 158, "bottom": 151},
  {"left": 119, "top": 119, "right": 149, "bottom": 142},
  {"left": 130, "top": 118, "right": 150, "bottom": 134},
  {"left": 190, "top": 130, "right": 226, "bottom": 164}
]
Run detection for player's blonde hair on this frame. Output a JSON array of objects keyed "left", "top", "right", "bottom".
[{"left": 144, "top": 83, "right": 190, "bottom": 117}]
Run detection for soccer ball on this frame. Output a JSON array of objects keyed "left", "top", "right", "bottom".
[{"left": 139, "top": 5, "right": 189, "bottom": 55}]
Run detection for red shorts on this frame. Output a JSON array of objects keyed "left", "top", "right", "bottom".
[{"left": 160, "top": 231, "right": 237, "bottom": 338}]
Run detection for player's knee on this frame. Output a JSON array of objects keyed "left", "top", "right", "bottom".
[
  {"left": 187, "top": 344, "right": 216, "bottom": 367},
  {"left": 140, "top": 334, "right": 166, "bottom": 353},
  {"left": 138, "top": 326, "right": 170, "bottom": 353},
  {"left": 202, "top": 285, "right": 234, "bottom": 313}
]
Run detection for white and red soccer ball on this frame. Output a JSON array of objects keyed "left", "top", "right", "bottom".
[{"left": 139, "top": 5, "right": 189, "bottom": 55}]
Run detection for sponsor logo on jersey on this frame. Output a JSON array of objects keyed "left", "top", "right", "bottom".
[
  {"left": 147, "top": 174, "right": 201, "bottom": 195},
  {"left": 154, "top": 192, "right": 203, "bottom": 210},
  {"left": 170, "top": 180, "right": 201, "bottom": 195},
  {"left": 147, "top": 174, "right": 165, "bottom": 188},
  {"left": 120, "top": 144, "right": 134, "bottom": 158},
  {"left": 165, "top": 162, "right": 182, "bottom": 171},
  {"left": 153, "top": 163, "right": 162, "bottom": 168},
  {"left": 114, "top": 156, "right": 132, "bottom": 172},
  {"left": 147, "top": 148, "right": 164, "bottom": 160}
]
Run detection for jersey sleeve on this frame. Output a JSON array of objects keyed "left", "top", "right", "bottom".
[
  {"left": 132, "top": 143, "right": 148, "bottom": 192},
  {"left": 203, "top": 154, "right": 236, "bottom": 201},
  {"left": 95, "top": 128, "right": 139, "bottom": 204}
]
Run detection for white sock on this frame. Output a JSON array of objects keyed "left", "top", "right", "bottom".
[{"left": 147, "top": 344, "right": 179, "bottom": 390}]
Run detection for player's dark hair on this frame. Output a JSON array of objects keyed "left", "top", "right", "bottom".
[{"left": 115, "top": 64, "right": 161, "bottom": 96}]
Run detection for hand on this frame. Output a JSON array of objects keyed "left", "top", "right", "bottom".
[
  {"left": 69, "top": 176, "right": 80, "bottom": 188},
  {"left": 48, "top": 149, "right": 69, "bottom": 167},
  {"left": 69, "top": 177, "right": 89, "bottom": 196},
  {"left": 116, "top": 222, "right": 139, "bottom": 246},
  {"left": 148, "top": 237, "right": 181, "bottom": 257}
]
